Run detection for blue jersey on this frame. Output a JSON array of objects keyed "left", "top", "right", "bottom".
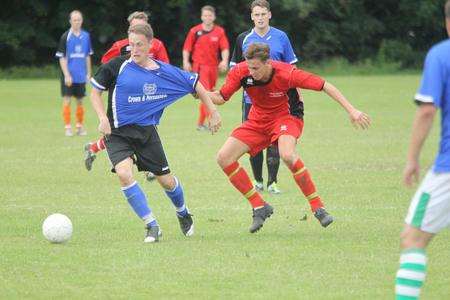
[
  {"left": 56, "top": 29, "right": 93, "bottom": 83},
  {"left": 91, "top": 57, "right": 198, "bottom": 128},
  {"left": 230, "top": 27, "right": 298, "bottom": 104},
  {"left": 414, "top": 39, "right": 450, "bottom": 172}
]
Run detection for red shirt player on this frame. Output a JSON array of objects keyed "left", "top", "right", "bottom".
[
  {"left": 84, "top": 12, "right": 169, "bottom": 179},
  {"left": 210, "top": 43, "right": 370, "bottom": 233},
  {"left": 182, "top": 5, "right": 229, "bottom": 130}
]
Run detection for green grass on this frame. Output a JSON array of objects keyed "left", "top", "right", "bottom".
[{"left": 0, "top": 76, "right": 448, "bottom": 299}]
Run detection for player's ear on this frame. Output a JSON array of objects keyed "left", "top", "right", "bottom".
[{"left": 268, "top": 11, "right": 272, "bottom": 20}]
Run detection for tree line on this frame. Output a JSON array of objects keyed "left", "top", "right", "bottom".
[{"left": 0, "top": 0, "right": 447, "bottom": 69}]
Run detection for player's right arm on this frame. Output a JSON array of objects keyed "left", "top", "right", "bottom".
[
  {"left": 101, "top": 41, "right": 121, "bottom": 64},
  {"left": 55, "top": 32, "right": 72, "bottom": 86},
  {"left": 182, "top": 28, "right": 195, "bottom": 71},
  {"left": 90, "top": 88, "right": 111, "bottom": 136}
]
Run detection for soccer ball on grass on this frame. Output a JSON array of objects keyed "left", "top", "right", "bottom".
[{"left": 42, "top": 213, "right": 73, "bottom": 243}]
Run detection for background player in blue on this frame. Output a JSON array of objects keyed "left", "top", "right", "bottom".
[
  {"left": 230, "top": 0, "right": 301, "bottom": 194},
  {"left": 89, "top": 24, "right": 222, "bottom": 243},
  {"left": 394, "top": 2, "right": 450, "bottom": 299},
  {"left": 55, "top": 10, "right": 93, "bottom": 137}
]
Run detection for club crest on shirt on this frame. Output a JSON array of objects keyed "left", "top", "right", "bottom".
[
  {"left": 247, "top": 78, "right": 254, "bottom": 85},
  {"left": 143, "top": 83, "right": 157, "bottom": 95},
  {"left": 75, "top": 45, "right": 82, "bottom": 53}
]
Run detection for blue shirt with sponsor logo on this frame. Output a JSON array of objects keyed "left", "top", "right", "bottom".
[
  {"left": 56, "top": 29, "right": 93, "bottom": 83},
  {"left": 91, "top": 57, "right": 198, "bottom": 128},
  {"left": 230, "top": 27, "right": 298, "bottom": 104},
  {"left": 414, "top": 39, "right": 450, "bottom": 172}
]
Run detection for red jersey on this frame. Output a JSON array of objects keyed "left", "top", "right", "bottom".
[
  {"left": 220, "top": 60, "right": 325, "bottom": 120},
  {"left": 101, "top": 37, "right": 170, "bottom": 64},
  {"left": 183, "top": 24, "right": 229, "bottom": 66}
]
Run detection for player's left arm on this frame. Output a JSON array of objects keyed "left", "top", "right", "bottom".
[
  {"left": 86, "top": 55, "right": 92, "bottom": 81},
  {"left": 322, "top": 82, "right": 370, "bottom": 129},
  {"left": 218, "top": 30, "right": 230, "bottom": 72},
  {"left": 195, "top": 82, "right": 222, "bottom": 133}
]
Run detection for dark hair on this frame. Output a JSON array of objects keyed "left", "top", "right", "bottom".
[
  {"left": 244, "top": 43, "right": 270, "bottom": 62},
  {"left": 250, "top": 0, "right": 270, "bottom": 12},
  {"left": 128, "top": 23, "right": 154, "bottom": 41},
  {"left": 201, "top": 5, "right": 216, "bottom": 14}
]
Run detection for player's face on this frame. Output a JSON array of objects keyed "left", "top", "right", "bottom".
[
  {"left": 129, "top": 32, "right": 151, "bottom": 65},
  {"left": 247, "top": 58, "right": 271, "bottom": 81},
  {"left": 251, "top": 6, "right": 271, "bottom": 30},
  {"left": 129, "top": 18, "right": 147, "bottom": 27},
  {"left": 201, "top": 10, "right": 216, "bottom": 26},
  {"left": 70, "top": 12, "right": 83, "bottom": 31}
]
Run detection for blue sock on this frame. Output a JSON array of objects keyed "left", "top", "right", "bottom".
[
  {"left": 122, "top": 181, "right": 158, "bottom": 227},
  {"left": 165, "top": 177, "right": 188, "bottom": 217}
]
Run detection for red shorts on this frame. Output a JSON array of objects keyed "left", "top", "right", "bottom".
[
  {"left": 193, "top": 63, "right": 218, "bottom": 91},
  {"left": 231, "top": 115, "right": 304, "bottom": 156}
]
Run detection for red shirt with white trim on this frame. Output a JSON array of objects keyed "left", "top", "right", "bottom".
[
  {"left": 220, "top": 60, "right": 324, "bottom": 120},
  {"left": 101, "top": 37, "right": 169, "bottom": 64}
]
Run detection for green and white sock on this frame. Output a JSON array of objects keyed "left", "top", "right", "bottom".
[{"left": 395, "top": 248, "right": 427, "bottom": 300}]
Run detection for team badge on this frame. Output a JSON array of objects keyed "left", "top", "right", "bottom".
[
  {"left": 75, "top": 45, "right": 82, "bottom": 53},
  {"left": 143, "top": 83, "right": 157, "bottom": 95}
]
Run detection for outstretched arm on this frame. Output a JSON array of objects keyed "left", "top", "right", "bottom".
[
  {"left": 322, "top": 82, "right": 371, "bottom": 129},
  {"left": 195, "top": 82, "right": 222, "bottom": 133},
  {"left": 403, "top": 104, "right": 436, "bottom": 187}
]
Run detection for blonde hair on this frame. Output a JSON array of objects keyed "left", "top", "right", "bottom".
[
  {"left": 251, "top": 0, "right": 270, "bottom": 11},
  {"left": 127, "top": 11, "right": 149, "bottom": 24},
  {"left": 201, "top": 5, "right": 216, "bottom": 14},
  {"left": 128, "top": 23, "right": 154, "bottom": 41}
]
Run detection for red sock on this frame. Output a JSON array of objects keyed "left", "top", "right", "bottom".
[
  {"left": 197, "top": 103, "right": 208, "bottom": 126},
  {"left": 289, "top": 159, "right": 324, "bottom": 212},
  {"left": 89, "top": 138, "right": 106, "bottom": 153},
  {"left": 223, "top": 162, "right": 266, "bottom": 209}
]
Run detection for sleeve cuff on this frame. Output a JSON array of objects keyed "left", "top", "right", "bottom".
[
  {"left": 414, "top": 93, "right": 434, "bottom": 103},
  {"left": 90, "top": 78, "right": 106, "bottom": 90}
]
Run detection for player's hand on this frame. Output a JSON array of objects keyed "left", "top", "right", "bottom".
[
  {"left": 98, "top": 117, "right": 111, "bottom": 137},
  {"left": 183, "top": 61, "right": 192, "bottom": 72},
  {"left": 64, "top": 75, "right": 73, "bottom": 87},
  {"left": 218, "top": 60, "right": 228, "bottom": 73},
  {"left": 349, "top": 109, "right": 370, "bottom": 129},
  {"left": 208, "top": 110, "right": 222, "bottom": 134},
  {"left": 403, "top": 160, "right": 420, "bottom": 187}
]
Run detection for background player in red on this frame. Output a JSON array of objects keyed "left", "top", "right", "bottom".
[
  {"left": 209, "top": 43, "right": 371, "bottom": 233},
  {"left": 182, "top": 5, "right": 229, "bottom": 131},
  {"left": 84, "top": 11, "right": 170, "bottom": 174}
]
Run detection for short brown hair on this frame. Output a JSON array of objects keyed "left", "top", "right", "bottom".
[
  {"left": 251, "top": 0, "right": 270, "bottom": 11},
  {"left": 446, "top": 0, "right": 450, "bottom": 19},
  {"left": 127, "top": 11, "right": 149, "bottom": 24},
  {"left": 244, "top": 43, "right": 270, "bottom": 62},
  {"left": 201, "top": 5, "right": 216, "bottom": 14},
  {"left": 128, "top": 23, "right": 154, "bottom": 41}
]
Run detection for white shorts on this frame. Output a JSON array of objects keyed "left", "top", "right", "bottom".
[{"left": 405, "top": 170, "right": 450, "bottom": 233}]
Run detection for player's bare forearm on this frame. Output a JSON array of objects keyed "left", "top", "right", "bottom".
[
  {"left": 90, "top": 88, "right": 107, "bottom": 121},
  {"left": 182, "top": 50, "right": 191, "bottom": 71},
  {"left": 58, "top": 58, "right": 70, "bottom": 78},
  {"left": 407, "top": 104, "right": 436, "bottom": 163},
  {"left": 195, "top": 82, "right": 219, "bottom": 112},
  {"left": 207, "top": 91, "right": 226, "bottom": 105},
  {"left": 86, "top": 56, "right": 92, "bottom": 78},
  {"left": 323, "top": 81, "right": 371, "bottom": 129}
]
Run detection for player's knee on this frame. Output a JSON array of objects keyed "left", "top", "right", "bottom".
[
  {"left": 116, "top": 168, "right": 134, "bottom": 187},
  {"left": 400, "top": 228, "right": 428, "bottom": 249},
  {"left": 216, "top": 150, "right": 231, "bottom": 168},
  {"left": 157, "top": 174, "right": 176, "bottom": 190},
  {"left": 279, "top": 150, "right": 294, "bottom": 165}
]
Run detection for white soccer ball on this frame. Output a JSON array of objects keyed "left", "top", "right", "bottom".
[{"left": 42, "top": 213, "right": 73, "bottom": 243}]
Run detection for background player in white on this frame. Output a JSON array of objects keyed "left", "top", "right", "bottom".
[{"left": 394, "top": 1, "right": 450, "bottom": 299}]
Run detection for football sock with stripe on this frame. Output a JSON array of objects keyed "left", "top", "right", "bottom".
[
  {"left": 122, "top": 181, "right": 158, "bottom": 227},
  {"left": 395, "top": 248, "right": 427, "bottom": 300},
  {"left": 289, "top": 159, "right": 324, "bottom": 212},
  {"left": 165, "top": 176, "right": 188, "bottom": 217},
  {"left": 223, "top": 161, "right": 265, "bottom": 209},
  {"left": 90, "top": 138, "right": 106, "bottom": 153}
]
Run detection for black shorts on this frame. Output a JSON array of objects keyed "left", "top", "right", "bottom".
[
  {"left": 241, "top": 88, "right": 304, "bottom": 121},
  {"left": 105, "top": 124, "right": 170, "bottom": 176},
  {"left": 60, "top": 79, "right": 86, "bottom": 98}
]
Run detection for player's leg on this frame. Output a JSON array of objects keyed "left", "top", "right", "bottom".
[
  {"left": 395, "top": 171, "right": 450, "bottom": 299},
  {"left": 115, "top": 157, "right": 160, "bottom": 243},
  {"left": 217, "top": 129, "right": 273, "bottom": 233},
  {"left": 266, "top": 145, "right": 281, "bottom": 194},
  {"left": 157, "top": 174, "right": 193, "bottom": 236},
  {"left": 84, "top": 137, "right": 106, "bottom": 171},
  {"left": 61, "top": 78, "right": 72, "bottom": 136},
  {"left": 74, "top": 84, "right": 87, "bottom": 136},
  {"left": 242, "top": 101, "right": 264, "bottom": 191},
  {"left": 107, "top": 131, "right": 160, "bottom": 243},
  {"left": 196, "top": 64, "right": 209, "bottom": 130},
  {"left": 276, "top": 117, "right": 333, "bottom": 227}
]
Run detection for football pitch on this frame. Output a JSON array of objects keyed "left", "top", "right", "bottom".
[{"left": 1, "top": 76, "right": 448, "bottom": 299}]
